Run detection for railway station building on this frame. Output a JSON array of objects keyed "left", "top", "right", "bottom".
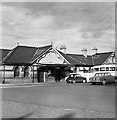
[{"left": 0, "top": 44, "right": 116, "bottom": 83}]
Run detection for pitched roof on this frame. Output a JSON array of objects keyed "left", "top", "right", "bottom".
[
  {"left": 3, "top": 45, "right": 53, "bottom": 65},
  {"left": 92, "top": 52, "right": 113, "bottom": 65},
  {"left": 66, "top": 52, "right": 113, "bottom": 66},
  {"left": 58, "top": 50, "right": 86, "bottom": 66},
  {"left": 0, "top": 49, "right": 11, "bottom": 64},
  {"left": 67, "top": 54, "right": 93, "bottom": 66},
  {"left": 0, "top": 49, "right": 11, "bottom": 60},
  {"left": 2, "top": 44, "right": 114, "bottom": 67},
  {"left": 3, "top": 46, "right": 38, "bottom": 65},
  {"left": 30, "top": 45, "right": 52, "bottom": 64}
]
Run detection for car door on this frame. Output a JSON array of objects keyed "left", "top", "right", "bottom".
[
  {"left": 75, "top": 74, "right": 82, "bottom": 82},
  {"left": 104, "top": 73, "right": 113, "bottom": 83}
]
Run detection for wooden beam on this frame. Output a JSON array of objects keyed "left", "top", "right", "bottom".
[
  {"left": 32, "top": 66, "right": 34, "bottom": 83},
  {"left": 44, "top": 72, "right": 46, "bottom": 82}
]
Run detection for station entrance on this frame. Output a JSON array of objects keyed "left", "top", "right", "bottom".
[{"left": 37, "top": 64, "right": 70, "bottom": 83}]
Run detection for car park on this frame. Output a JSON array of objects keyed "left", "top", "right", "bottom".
[
  {"left": 89, "top": 72, "right": 116, "bottom": 85},
  {"left": 65, "top": 73, "right": 87, "bottom": 83}
]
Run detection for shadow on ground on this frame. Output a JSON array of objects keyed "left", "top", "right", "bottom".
[
  {"left": 2, "top": 112, "right": 115, "bottom": 120},
  {"left": 2, "top": 112, "right": 76, "bottom": 120}
]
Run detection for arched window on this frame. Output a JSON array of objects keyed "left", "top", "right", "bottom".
[{"left": 14, "top": 66, "right": 19, "bottom": 77}]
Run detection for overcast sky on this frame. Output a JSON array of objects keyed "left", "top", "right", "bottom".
[{"left": 1, "top": 1, "right": 115, "bottom": 54}]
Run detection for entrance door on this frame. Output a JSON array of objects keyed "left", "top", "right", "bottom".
[
  {"left": 14, "top": 66, "right": 19, "bottom": 78},
  {"left": 37, "top": 67, "right": 45, "bottom": 82},
  {"left": 24, "top": 66, "right": 29, "bottom": 77},
  {"left": 55, "top": 67, "right": 62, "bottom": 82}
]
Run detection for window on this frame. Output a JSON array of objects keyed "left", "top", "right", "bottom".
[
  {"left": 100, "top": 67, "right": 105, "bottom": 71},
  {"left": 95, "top": 74, "right": 99, "bottom": 76},
  {"left": 104, "top": 73, "right": 108, "bottom": 76},
  {"left": 110, "top": 67, "right": 115, "bottom": 71},
  {"left": 75, "top": 74, "right": 81, "bottom": 77},
  {"left": 116, "top": 67, "right": 117, "bottom": 71},
  {"left": 99, "top": 73, "right": 103, "bottom": 76},
  {"left": 104, "top": 73, "right": 110, "bottom": 76},
  {"left": 90, "top": 69, "right": 94, "bottom": 73},
  {"left": 94, "top": 68, "right": 99, "bottom": 72},
  {"left": 95, "top": 73, "right": 102, "bottom": 76},
  {"left": 106, "top": 67, "right": 109, "bottom": 71}
]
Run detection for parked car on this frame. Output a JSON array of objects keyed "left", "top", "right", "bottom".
[
  {"left": 65, "top": 73, "right": 87, "bottom": 83},
  {"left": 89, "top": 72, "right": 116, "bottom": 85}
]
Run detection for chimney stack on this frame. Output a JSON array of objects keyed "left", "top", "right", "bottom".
[
  {"left": 60, "top": 45, "right": 67, "bottom": 54},
  {"left": 17, "top": 42, "right": 19, "bottom": 46},
  {"left": 81, "top": 48, "right": 87, "bottom": 57},
  {"left": 92, "top": 47, "right": 98, "bottom": 55}
]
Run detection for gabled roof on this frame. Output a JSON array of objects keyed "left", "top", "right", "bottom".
[
  {"left": 92, "top": 52, "right": 113, "bottom": 66},
  {"left": 58, "top": 50, "right": 86, "bottom": 66},
  {"left": 0, "top": 49, "right": 11, "bottom": 64},
  {"left": 66, "top": 52, "right": 114, "bottom": 66},
  {"left": 3, "top": 46, "right": 38, "bottom": 65},
  {"left": 30, "top": 45, "right": 52, "bottom": 64},
  {"left": 3, "top": 45, "right": 53, "bottom": 65},
  {"left": 2, "top": 44, "right": 114, "bottom": 67},
  {"left": 0, "top": 49, "right": 11, "bottom": 60},
  {"left": 67, "top": 54, "right": 93, "bottom": 66}
]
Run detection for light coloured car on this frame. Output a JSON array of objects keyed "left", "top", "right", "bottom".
[{"left": 89, "top": 72, "right": 116, "bottom": 85}]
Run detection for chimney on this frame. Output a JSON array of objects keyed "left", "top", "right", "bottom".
[
  {"left": 92, "top": 47, "right": 98, "bottom": 55},
  {"left": 60, "top": 45, "right": 67, "bottom": 54},
  {"left": 17, "top": 42, "right": 19, "bottom": 46},
  {"left": 81, "top": 48, "right": 87, "bottom": 57}
]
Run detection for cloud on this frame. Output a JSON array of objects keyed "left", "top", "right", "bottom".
[
  {"left": 2, "top": 4, "right": 56, "bottom": 46},
  {"left": 2, "top": 2, "right": 115, "bottom": 54}
]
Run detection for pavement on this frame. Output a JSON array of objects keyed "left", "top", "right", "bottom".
[
  {"left": 2, "top": 100, "right": 115, "bottom": 118},
  {"left": 0, "top": 77, "right": 58, "bottom": 88},
  {"left": 1, "top": 78, "right": 116, "bottom": 119}
]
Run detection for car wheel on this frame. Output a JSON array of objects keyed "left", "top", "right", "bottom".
[
  {"left": 83, "top": 79, "right": 86, "bottom": 83},
  {"left": 115, "top": 79, "right": 117, "bottom": 83},
  {"left": 73, "top": 80, "right": 76, "bottom": 84},
  {"left": 102, "top": 80, "right": 106, "bottom": 85}
]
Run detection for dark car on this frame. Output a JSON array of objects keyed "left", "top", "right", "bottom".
[
  {"left": 89, "top": 72, "right": 116, "bottom": 85},
  {"left": 65, "top": 73, "right": 87, "bottom": 83}
]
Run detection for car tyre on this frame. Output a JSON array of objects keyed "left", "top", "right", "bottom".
[
  {"left": 102, "top": 80, "right": 106, "bottom": 85},
  {"left": 83, "top": 79, "right": 86, "bottom": 83},
  {"left": 73, "top": 80, "right": 76, "bottom": 84}
]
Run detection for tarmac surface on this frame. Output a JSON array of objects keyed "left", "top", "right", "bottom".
[{"left": 1, "top": 80, "right": 116, "bottom": 118}]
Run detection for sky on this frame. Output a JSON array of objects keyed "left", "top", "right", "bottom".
[{"left": 1, "top": 1, "right": 115, "bottom": 54}]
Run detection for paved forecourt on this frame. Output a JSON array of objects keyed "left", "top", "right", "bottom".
[{"left": 2, "top": 81, "right": 115, "bottom": 118}]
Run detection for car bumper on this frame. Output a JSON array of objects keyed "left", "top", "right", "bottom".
[{"left": 90, "top": 80, "right": 101, "bottom": 83}]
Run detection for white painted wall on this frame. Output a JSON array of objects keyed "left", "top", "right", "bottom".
[{"left": 39, "top": 52, "right": 64, "bottom": 64}]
